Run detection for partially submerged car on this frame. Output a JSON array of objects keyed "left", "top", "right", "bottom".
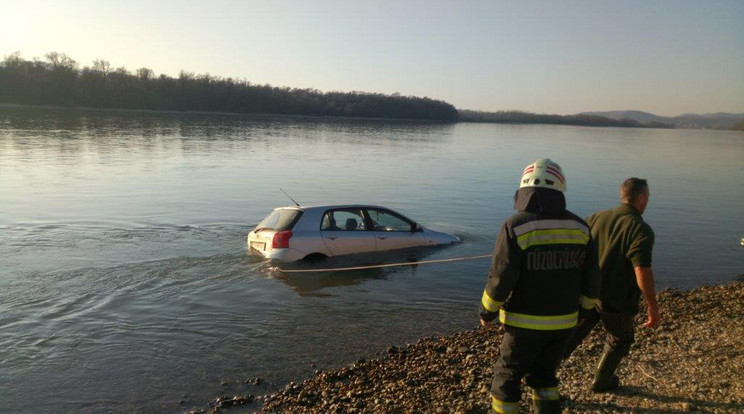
[{"left": 247, "top": 205, "right": 460, "bottom": 262}]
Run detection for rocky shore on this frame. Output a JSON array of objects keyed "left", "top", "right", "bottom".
[{"left": 201, "top": 282, "right": 744, "bottom": 414}]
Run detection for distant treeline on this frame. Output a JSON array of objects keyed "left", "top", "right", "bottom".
[
  {"left": 458, "top": 109, "right": 674, "bottom": 129},
  {"left": 0, "top": 52, "right": 687, "bottom": 129},
  {"left": 0, "top": 52, "right": 457, "bottom": 121}
]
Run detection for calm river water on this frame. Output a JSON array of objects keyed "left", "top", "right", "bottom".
[{"left": 1, "top": 107, "right": 742, "bottom": 413}]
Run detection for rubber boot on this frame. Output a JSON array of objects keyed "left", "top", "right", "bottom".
[
  {"left": 591, "top": 348, "right": 622, "bottom": 392},
  {"left": 532, "top": 399, "right": 561, "bottom": 414}
]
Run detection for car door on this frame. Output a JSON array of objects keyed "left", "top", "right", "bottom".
[
  {"left": 319, "top": 208, "right": 376, "bottom": 256},
  {"left": 364, "top": 208, "right": 423, "bottom": 252}
]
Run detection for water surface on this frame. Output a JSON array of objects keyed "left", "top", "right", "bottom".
[{"left": 1, "top": 107, "right": 742, "bottom": 413}]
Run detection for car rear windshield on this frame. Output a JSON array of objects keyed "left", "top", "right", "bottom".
[{"left": 255, "top": 209, "right": 302, "bottom": 231}]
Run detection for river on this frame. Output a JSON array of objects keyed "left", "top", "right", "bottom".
[{"left": 1, "top": 106, "right": 742, "bottom": 413}]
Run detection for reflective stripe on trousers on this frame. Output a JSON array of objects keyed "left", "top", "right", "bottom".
[
  {"left": 491, "top": 396, "right": 519, "bottom": 414},
  {"left": 532, "top": 387, "right": 560, "bottom": 401}
]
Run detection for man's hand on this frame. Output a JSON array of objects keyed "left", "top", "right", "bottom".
[
  {"left": 480, "top": 319, "right": 493, "bottom": 327},
  {"left": 635, "top": 266, "right": 660, "bottom": 329},
  {"left": 642, "top": 304, "right": 661, "bottom": 328}
]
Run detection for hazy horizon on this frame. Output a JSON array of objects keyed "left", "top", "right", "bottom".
[{"left": 2, "top": 0, "right": 743, "bottom": 117}]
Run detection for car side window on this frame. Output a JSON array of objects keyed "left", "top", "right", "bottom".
[
  {"left": 321, "top": 209, "right": 366, "bottom": 231},
  {"left": 366, "top": 209, "right": 412, "bottom": 231}
]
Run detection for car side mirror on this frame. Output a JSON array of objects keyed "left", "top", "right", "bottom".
[{"left": 411, "top": 223, "right": 422, "bottom": 232}]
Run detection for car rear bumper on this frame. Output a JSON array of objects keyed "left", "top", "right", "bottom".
[{"left": 248, "top": 244, "right": 306, "bottom": 262}]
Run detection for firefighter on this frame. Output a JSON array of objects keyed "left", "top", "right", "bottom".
[
  {"left": 480, "top": 158, "right": 600, "bottom": 414},
  {"left": 563, "top": 177, "right": 660, "bottom": 392}
]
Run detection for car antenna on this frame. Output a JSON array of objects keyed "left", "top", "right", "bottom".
[{"left": 280, "top": 188, "right": 301, "bottom": 207}]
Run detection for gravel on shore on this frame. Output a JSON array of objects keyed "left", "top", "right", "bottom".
[{"left": 202, "top": 282, "right": 744, "bottom": 414}]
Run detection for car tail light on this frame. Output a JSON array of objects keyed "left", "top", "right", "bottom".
[{"left": 272, "top": 230, "right": 292, "bottom": 249}]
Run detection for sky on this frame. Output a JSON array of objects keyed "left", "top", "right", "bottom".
[{"left": 1, "top": 0, "right": 743, "bottom": 116}]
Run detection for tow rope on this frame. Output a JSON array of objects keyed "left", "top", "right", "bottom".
[{"left": 277, "top": 254, "right": 492, "bottom": 273}]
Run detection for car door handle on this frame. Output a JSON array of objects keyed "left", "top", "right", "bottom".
[
  {"left": 327, "top": 235, "right": 337, "bottom": 240},
  {"left": 377, "top": 236, "right": 387, "bottom": 240}
]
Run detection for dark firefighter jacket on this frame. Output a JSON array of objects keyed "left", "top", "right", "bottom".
[{"left": 480, "top": 187, "right": 601, "bottom": 331}]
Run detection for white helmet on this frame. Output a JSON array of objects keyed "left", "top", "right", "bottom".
[{"left": 520, "top": 158, "right": 566, "bottom": 192}]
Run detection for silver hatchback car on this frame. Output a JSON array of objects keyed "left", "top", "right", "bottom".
[{"left": 247, "top": 205, "right": 460, "bottom": 262}]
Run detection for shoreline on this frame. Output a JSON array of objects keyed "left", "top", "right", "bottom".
[
  {"left": 0, "top": 103, "right": 675, "bottom": 129},
  {"left": 196, "top": 281, "right": 744, "bottom": 414},
  {"left": 0, "top": 103, "right": 453, "bottom": 124}
]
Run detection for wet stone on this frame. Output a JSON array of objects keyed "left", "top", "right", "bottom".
[{"left": 245, "top": 377, "right": 262, "bottom": 385}]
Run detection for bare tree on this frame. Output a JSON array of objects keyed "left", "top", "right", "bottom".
[
  {"left": 92, "top": 59, "right": 111, "bottom": 77},
  {"left": 136, "top": 67, "right": 154, "bottom": 80},
  {"left": 45, "top": 52, "right": 77, "bottom": 70},
  {"left": 3, "top": 51, "right": 23, "bottom": 68}
]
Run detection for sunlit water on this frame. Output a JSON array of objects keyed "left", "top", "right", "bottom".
[{"left": 1, "top": 107, "right": 742, "bottom": 413}]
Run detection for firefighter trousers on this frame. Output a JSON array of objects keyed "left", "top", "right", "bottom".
[{"left": 490, "top": 327, "right": 571, "bottom": 414}]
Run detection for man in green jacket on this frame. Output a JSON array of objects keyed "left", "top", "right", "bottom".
[{"left": 563, "top": 177, "right": 661, "bottom": 392}]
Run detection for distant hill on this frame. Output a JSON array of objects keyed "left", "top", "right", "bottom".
[
  {"left": 672, "top": 112, "right": 744, "bottom": 130},
  {"left": 456, "top": 110, "right": 662, "bottom": 128},
  {"left": 580, "top": 110, "right": 668, "bottom": 123},
  {"left": 579, "top": 110, "right": 744, "bottom": 130}
]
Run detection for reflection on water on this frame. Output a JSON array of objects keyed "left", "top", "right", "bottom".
[
  {"left": 1, "top": 105, "right": 453, "bottom": 152},
  {"left": 275, "top": 247, "right": 449, "bottom": 295},
  {"left": 1, "top": 106, "right": 742, "bottom": 413}
]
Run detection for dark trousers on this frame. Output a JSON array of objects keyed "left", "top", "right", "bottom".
[
  {"left": 491, "top": 327, "right": 571, "bottom": 403},
  {"left": 563, "top": 308, "right": 635, "bottom": 361}
]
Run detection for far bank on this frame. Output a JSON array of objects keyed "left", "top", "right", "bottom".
[{"left": 0, "top": 102, "right": 676, "bottom": 129}]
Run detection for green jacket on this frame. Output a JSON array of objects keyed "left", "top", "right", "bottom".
[{"left": 588, "top": 204, "right": 654, "bottom": 314}]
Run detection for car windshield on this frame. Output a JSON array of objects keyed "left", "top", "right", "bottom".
[{"left": 255, "top": 209, "right": 302, "bottom": 231}]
